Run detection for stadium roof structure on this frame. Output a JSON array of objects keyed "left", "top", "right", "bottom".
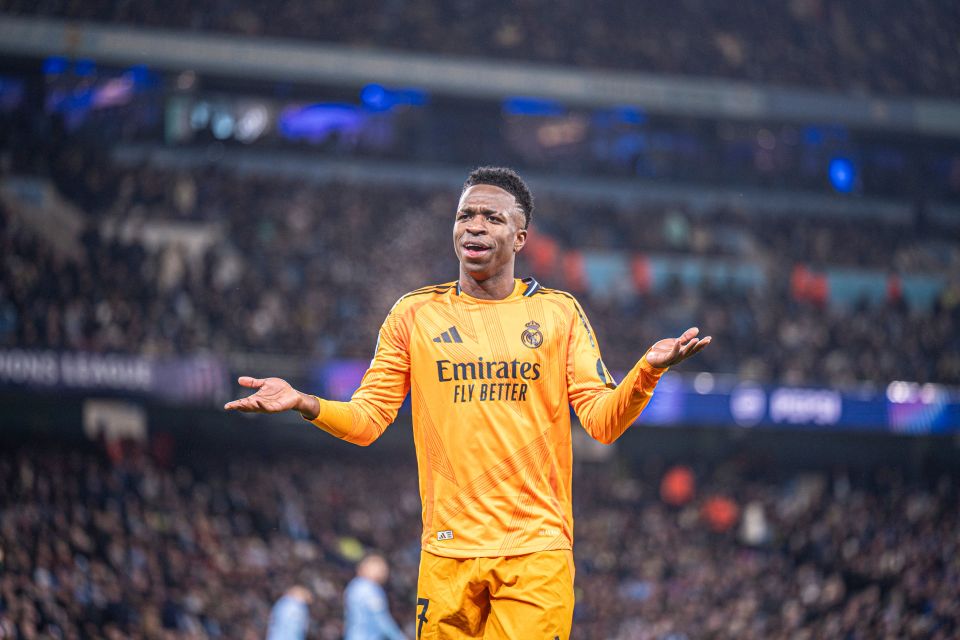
[{"left": 2, "top": 15, "right": 960, "bottom": 139}]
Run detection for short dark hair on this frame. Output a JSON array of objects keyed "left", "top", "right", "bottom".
[{"left": 463, "top": 166, "right": 534, "bottom": 229}]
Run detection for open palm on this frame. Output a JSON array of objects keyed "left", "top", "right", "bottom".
[
  {"left": 224, "top": 377, "right": 301, "bottom": 413},
  {"left": 645, "top": 327, "right": 711, "bottom": 368}
]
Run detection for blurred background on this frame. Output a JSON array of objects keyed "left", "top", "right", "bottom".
[{"left": 0, "top": 2, "right": 959, "bottom": 638}]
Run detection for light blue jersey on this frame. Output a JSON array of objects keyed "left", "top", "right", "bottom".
[
  {"left": 266, "top": 594, "right": 309, "bottom": 640},
  {"left": 344, "top": 576, "right": 406, "bottom": 640}
]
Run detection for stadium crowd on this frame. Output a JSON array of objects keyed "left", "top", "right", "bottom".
[
  {"left": 2, "top": 145, "right": 959, "bottom": 387},
  {"left": 0, "top": 441, "right": 956, "bottom": 639},
  {"left": 2, "top": 0, "right": 959, "bottom": 97}
]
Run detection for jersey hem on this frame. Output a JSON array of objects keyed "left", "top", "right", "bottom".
[{"left": 421, "top": 539, "right": 573, "bottom": 559}]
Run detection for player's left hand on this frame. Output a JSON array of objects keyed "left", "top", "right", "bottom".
[{"left": 645, "top": 327, "right": 711, "bottom": 368}]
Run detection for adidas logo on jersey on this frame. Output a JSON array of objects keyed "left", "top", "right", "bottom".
[{"left": 432, "top": 326, "right": 463, "bottom": 343}]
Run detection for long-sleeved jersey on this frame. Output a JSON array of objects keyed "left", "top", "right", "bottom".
[{"left": 308, "top": 277, "right": 666, "bottom": 558}]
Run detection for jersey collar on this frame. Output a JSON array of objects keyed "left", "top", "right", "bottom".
[{"left": 455, "top": 277, "right": 540, "bottom": 301}]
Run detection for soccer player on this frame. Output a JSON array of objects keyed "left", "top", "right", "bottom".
[
  {"left": 266, "top": 585, "right": 312, "bottom": 640},
  {"left": 225, "top": 167, "right": 710, "bottom": 638},
  {"left": 344, "top": 554, "right": 407, "bottom": 640}
]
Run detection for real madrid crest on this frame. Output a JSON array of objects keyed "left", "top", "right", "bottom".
[{"left": 521, "top": 320, "right": 543, "bottom": 349}]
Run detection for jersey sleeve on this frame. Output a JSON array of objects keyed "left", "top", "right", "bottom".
[
  {"left": 306, "top": 300, "right": 411, "bottom": 446},
  {"left": 565, "top": 299, "right": 666, "bottom": 444}
]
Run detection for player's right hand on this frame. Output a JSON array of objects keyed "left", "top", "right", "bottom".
[{"left": 224, "top": 376, "right": 301, "bottom": 413}]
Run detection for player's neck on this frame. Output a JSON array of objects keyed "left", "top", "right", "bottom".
[{"left": 458, "top": 269, "right": 516, "bottom": 300}]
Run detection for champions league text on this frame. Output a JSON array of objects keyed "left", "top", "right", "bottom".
[{"left": 436, "top": 358, "right": 540, "bottom": 403}]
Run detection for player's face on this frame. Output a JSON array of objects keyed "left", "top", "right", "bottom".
[{"left": 454, "top": 185, "right": 527, "bottom": 280}]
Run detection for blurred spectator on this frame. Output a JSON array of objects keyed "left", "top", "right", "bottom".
[
  {"left": 267, "top": 586, "right": 313, "bottom": 640},
  {"left": 344, "top": 555, "right": 407, "bottom": 640},
  {"left": 701, "top": 495, "right": 740, "bottom": 533},
  {"left": 660, "top": 464, "right": 695, "bottom": 507}
]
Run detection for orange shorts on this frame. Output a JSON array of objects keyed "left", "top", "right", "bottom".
[{"left": 414, "top": 549, "right": 575, "bottom": 639}]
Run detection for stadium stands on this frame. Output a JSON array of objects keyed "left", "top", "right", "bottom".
[
  {"left": 2, "top": 0, "right": 958, "bottom": 97},
  {"left": 2, "top": 144, "right": 958, "bottom": 386},
  {"left": 1, "top": 442, "right": 956, "bottom": 638}
]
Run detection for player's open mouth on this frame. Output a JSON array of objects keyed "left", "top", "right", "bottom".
[{"left": 462, "top": 242, "right": 491, "bottom": 258}]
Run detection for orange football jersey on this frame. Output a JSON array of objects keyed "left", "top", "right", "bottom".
[{"left": 308, "top": 278, "right": 665, "bottom": 558}]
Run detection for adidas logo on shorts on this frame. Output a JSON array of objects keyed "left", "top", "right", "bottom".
[{"left": 436, "top": 530, "right": 454, "bottom": 541}]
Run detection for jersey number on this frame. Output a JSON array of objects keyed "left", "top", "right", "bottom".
[{"left": 416, "top": 597, "right": 430, "bottom": 639}]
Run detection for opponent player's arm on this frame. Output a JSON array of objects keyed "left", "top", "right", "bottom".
[
  {"left": 566, "top": 302, "right": 709, "bottom": 444},
  {"left": 225, "top": 306, "right": 411, "bottom": 446}
]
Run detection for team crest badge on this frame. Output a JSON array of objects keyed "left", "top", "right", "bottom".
[{"left": 521, "top": 321, "right": 543, "bottom": 349}]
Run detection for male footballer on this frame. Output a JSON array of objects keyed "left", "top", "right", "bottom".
[{"left": 225, "top": 167, "right": 710, "bottom": 638}]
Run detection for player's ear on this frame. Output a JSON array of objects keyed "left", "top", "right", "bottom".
[{"left": 514, "top": 227, "right": 527, "bottom": 253}]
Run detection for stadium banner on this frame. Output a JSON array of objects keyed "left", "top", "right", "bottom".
[
  {"left": 637, "top": 376, "right": 959, "bottom": 435},
  {"left": 315, "top": 358, "right": 960, "bottom": 435},
  {"left": 0, "top": 349, "right": 228, "bottom": 405},
  {"left": 4, "top": 350, "right": 955, "bottom": 433}
]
